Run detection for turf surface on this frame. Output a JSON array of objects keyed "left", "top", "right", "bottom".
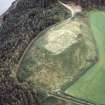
[{"left": 65, "top": 10, "right": 105, "bottom": 105}]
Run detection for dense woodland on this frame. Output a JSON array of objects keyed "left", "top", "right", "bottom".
[{"left": 0, "top": 0, "right": 70, "bottom": 105}]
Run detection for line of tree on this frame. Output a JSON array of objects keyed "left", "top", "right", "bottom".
[{"left": 64, "top": 0, "right": 105, "bottom": 8}]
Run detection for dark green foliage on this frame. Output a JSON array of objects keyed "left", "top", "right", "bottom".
[
  {"left": 0, "top": 0, "right": 71, "bottom": 105},
  {"left": 0, "top": 65, "right": 39, "bottom": 105},
  {"left": 0, "top": 0, "right": 70, "bottom": 69}
]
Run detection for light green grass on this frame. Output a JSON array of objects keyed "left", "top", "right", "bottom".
[{"left": 65, "top": 10, "right": 105, "bottom": 105}]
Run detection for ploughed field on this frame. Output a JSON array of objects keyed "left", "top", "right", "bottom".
[{"left": 66, "top": 10, "right": 105, "bottom": 105}]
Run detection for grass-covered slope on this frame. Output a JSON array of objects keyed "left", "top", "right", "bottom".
[
  {"left": 17, "top": 15, "right": 97, "bottom": 92},
  {"left": 65, "top": 11, "right": 105, "bottom": 105}
]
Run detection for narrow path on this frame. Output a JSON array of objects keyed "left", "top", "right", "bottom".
[{"left": 48, "top": 91, "right": 95, "bottom": 105}]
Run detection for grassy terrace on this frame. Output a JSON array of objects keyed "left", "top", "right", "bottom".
[{"left": 65, "top": 10, "right": 105, "bottom": 105}]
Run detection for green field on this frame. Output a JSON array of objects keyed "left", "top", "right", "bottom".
[{"left": 65, "top": 10, "right": 105, "bottom": 105}]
